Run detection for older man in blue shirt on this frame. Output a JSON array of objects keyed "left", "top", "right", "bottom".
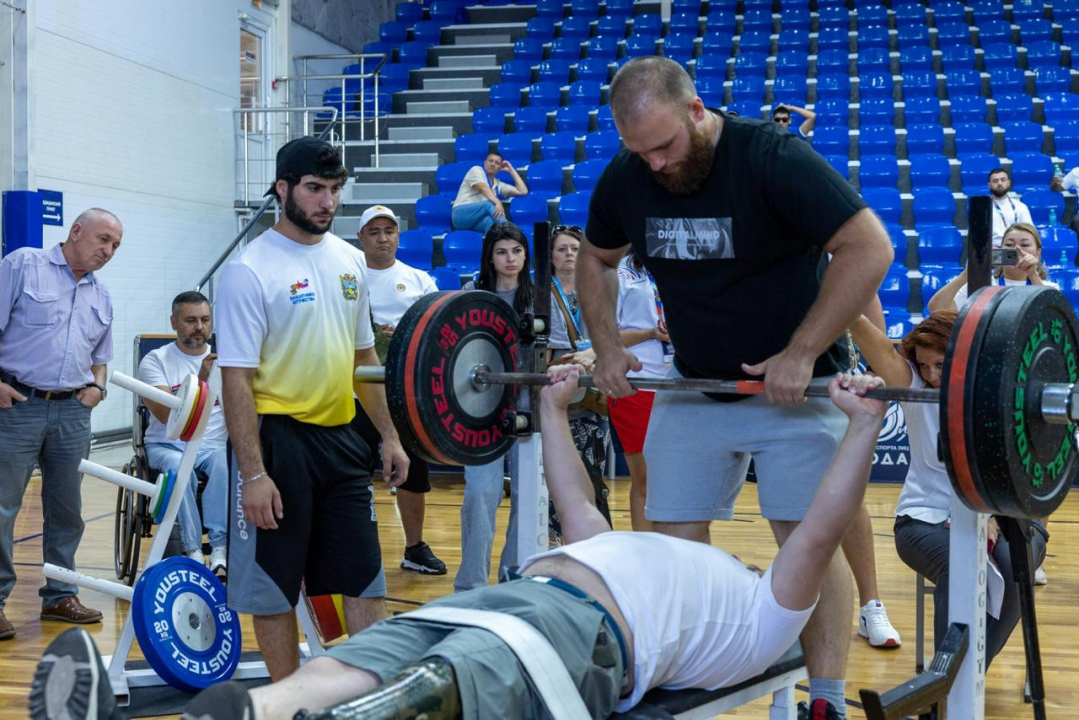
[{"left": 0, "top": 208, "right": 122, "bottom": 639}]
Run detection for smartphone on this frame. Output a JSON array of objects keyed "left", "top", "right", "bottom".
[{"left": 992, "top": 247, "right": 1018, "bottom": 267}]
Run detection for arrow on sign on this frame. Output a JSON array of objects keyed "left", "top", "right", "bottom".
[{"left": 43, "top": 213, "right": 61, "bottom": 222}]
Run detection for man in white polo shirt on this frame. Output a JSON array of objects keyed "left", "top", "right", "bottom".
[
  {"left": 138, "top": 291, "right": 228, "bottom": 576},
  {"left": 355, "top": 205, "right": 445, "bottom": 575}
]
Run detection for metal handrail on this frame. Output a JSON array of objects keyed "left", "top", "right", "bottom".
[
  {"left": 288, "top": 53, "right": 389, "bottom": 159},
  {"left": 196, "top": 106, "right": 338, "bottom": 295}
]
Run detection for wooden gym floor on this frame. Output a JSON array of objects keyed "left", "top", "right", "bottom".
[{"left": 1, "top": 440, "right": 1077, "bottom": 719}]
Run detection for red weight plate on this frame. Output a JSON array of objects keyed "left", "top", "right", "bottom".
[
  {"left": 403, "top": 293, "right": 459, "bottom": 466},
  {"left": 180, "top": 381, "right": 210, "bottom": 443}
]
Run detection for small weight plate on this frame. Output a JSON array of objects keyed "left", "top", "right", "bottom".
[
  {"left": 386, "top": 291, "right": 520, "bottom": 466},
  {"left": 166, "top": 376, "right": 200, "bottom": 441},
  {"left": 152, "top": 469, "right": 177, "bottom": 524},
  {"left": 969, "top": 286, "right": 1079, "bottom": 517},
  {"left": 180, "top": 380, "right": 210, "bottom": 443},
  {"left": 132, "top": 556, "right": 241, "bottom": 693}
]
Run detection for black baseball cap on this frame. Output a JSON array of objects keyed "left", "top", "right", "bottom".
[{"left": 265, "top": 137, "right": 348, "bottom": 197}]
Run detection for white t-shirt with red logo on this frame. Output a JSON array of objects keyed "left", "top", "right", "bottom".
[
  {"left": 366, "top": 260, "right": 438, "bottom": 326},
  {"left": 138, "top": 343, "right": 227, "bottom": 449}
]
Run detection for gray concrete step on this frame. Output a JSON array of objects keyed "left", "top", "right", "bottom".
[
  {"left": 406, "top": 99, "right": 474, "bottom": 115},
  {"left": 376, "top": 152, "right": 442, "bottom": 168},
  {"left": 454, "top": 32, "right": 514, "bottom": 45},
  {"left": 437, "top": 52, "right": 502, "bottom": 68},
  {"left": 388, "top": 125, "right": 456, "bottom": 140},
  {"left": 423, "top": 76, "right": 486, "bottom": 91},
  {"left": 412, "top": 65, "right": 503, "bottom": 87},
  {"left": 353, "top": 167, "right": 439, "bottom": 186},
  {"left": 343, "top": 138, "right": 456, "bottom": 169},
  {"left": 352, "top": 182, "right": 427, "bottom": 202}
]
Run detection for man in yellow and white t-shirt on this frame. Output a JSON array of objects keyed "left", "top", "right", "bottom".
[{"left": 216, "top": 137, "right": 409, "bottom": 680}]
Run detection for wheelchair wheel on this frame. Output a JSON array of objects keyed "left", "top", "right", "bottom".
[{"left": 113, "top": 460, "right": 144, "bottom": 586}]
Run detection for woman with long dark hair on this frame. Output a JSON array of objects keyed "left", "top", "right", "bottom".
[{"left": 455, "top": 222, "right": 533, "bottom": 591}]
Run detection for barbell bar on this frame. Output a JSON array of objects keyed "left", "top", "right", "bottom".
[{"left": 353, "top": 286, "right": 1079, "bottom": 519}]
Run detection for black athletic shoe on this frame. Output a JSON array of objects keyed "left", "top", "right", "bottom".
[
  {"left": 401, "top": 541, "right": 447, "bottom": 575},
  {"left": 29, "top": 628, "right": 121, "bottom": 720},
  {"left": 797, "top": 699, "right": 843, "bottom": 720},
  {"left": 182, "top": 681, "right": 255, "bottom": 720}
]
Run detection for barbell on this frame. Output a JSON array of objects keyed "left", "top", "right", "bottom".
[{"left": 354, "top": 286, "right": 1079, "bottom": 519}]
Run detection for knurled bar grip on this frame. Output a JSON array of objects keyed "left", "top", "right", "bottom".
[
  {"left": 79, "top": 459, "right": 160, "bottom": 502},
  {"left": 109, "top": 371, "right": 182, "bottom": 411},
  {"left": 42, "top": 564, "right": 135, "bottom": 602}
]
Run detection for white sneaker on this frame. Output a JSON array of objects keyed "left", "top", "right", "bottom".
[
  {"left": 186, "top": 549, "right": 206, "bottom": 566},
  {"left": 210, "top": 546, "right": 227, "bottom": 577},
  {"left": 1034, "top": 565, "right": 1048, "bottom": 586},
  {"left": 859, "top": 600, "right": 902, "bottom": 648}
]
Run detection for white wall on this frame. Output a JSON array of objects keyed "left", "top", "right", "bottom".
[{"left": 28, "top": 0, "right": 281, "bottom": 433}]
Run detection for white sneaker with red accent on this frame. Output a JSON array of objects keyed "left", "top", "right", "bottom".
[{"left": 859, "top": 600, "right": 901, "bottom": 648}]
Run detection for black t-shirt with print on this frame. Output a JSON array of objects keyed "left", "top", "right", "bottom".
[{"left": 586, "top": 113, "right": 867, "bottom": 382}]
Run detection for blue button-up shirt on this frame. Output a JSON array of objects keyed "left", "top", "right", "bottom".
[{"left": 0, "top": 244, "right": 114, "bottom": 391}]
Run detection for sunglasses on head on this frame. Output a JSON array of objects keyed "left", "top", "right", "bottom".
[{"left": 552, "top": 225, "right": 583, "bottom": 236}]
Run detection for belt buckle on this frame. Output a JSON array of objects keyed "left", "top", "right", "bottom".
[{"left": 43, "top": 390, "right": 54, "bottom": 401}]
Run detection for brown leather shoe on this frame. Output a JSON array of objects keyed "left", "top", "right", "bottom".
[
  {"left": 0, "top": 610, "right": 13, "bottom": 639},
  {"left": 40, "top": 597, "right": 103, "bottom": 624}
]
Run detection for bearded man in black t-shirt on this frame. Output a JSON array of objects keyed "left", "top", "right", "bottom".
[{"left": 577, "top": 56, "right": 894, "bottom": 718}]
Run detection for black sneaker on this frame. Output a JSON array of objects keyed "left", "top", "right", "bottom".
[
  {"left": 797, "top": 699, "right": 843, "bottom": 720},
  {"left": 401, "top": 541, "right": 447, "bottom": 575},
  {"left": 29, "top": 628, "right": 122, "bottom": 720},
  {"left": 182, "top": 681, "right": 255, "bottom": 720}
]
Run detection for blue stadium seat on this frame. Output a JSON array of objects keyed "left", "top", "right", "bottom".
[
  {"left": 396, "top": 3, "right": 424, "bottom": 24},
  {"left": 913, "top": 187, "right": 956, "bottom": 226},
  {"left": 415, "top": 195, "right": 453, "bottom": 235},
  {"left": 922, "top": 266, "right": 964, "bottom": 307},
  {"left": 555, "top": 105, "right": 590, "bottom": 133},
  {"left": 550, "top": 36, "right": 583, "bottom": 61},
  {"left": 732, "top": 75, "right": 766, "bottom": 102},
  {"left": 318, "top": 88, "right": 351, "bottom": 117},
  {"left": 859, "top": 97, "right": 895, "bottom": 126},
  {"left": 910, "top": 153, "right": 953, "bottom": 189},
  {"left": 902, "top": 71, "right": 938, "bottom": 100},
  {"left": 742, "top": 8, "right": 773, "bottom": 31},
  {"left": 1054, "top": 119, "right": 1079, "bottom": 156},
  {"left": 935, "top": 22, "right": 972, "bottom": 48},
  {"left": 443, "top": 230, "right": 485, "bottom": 272},
  {"left": 857, "top": 27, "right": 890, "bottom": 51},
  {"left": 813, "top": 126, "right": 852, "bottom": 156},
  {"left": 572, "top": 158, "right": 607, "bottom": 192},
  {"left": 694, "top": 54, "right": 727, "bottom": 79},
  {"left": 380, "top": 21, "right": 408, "bottom": 45},
  {"left": 862, "top": 188, "right": 904, "bottom": 224},
  {"left": 906, "top": 123, "right": 946, "bottom": 155},
  {"left": 586, "top": 36, "right": 619, "bottom": 61},
  {"left": 576, "top": 58, "right": 611, "bottom": 84},
  {"left": 733, "top": 52, "right": 769, "bottom": 76},
  {"left": 941, "top": 44, "right": 976, "bottom": 71},
  {"left": 456, "top": 134, "right": 492, "bottom": 164},
  {"left": 379, "top": 63, "right": 412, "bottom": 93},
  {"left": 502, "top": 59, "right": 534, "bottom": 86},
  {"left": 905, "top": 96, "right": 942, "bottom": 125},
  {"left": 1010, "top": 152, "right": 1054, "bottom": 189},
  {"left": 669, "top": 11, "right": 701, "bottom": 36},
  {"left": 632, "top": 13, "right": 662, "bottom": 35},
  {"left": 570, "top": 0, "right": 599, "bottom": 18},
  {"left": 859, "top": 154, "right": 900, "bottom": 188},
  {"left": 988, "top": 67, "right": 1027, "bottom": 97},
  {"left": 894, "top": 3, "right": 927, "bottom": 27},
  {"left": 816, "top": 73, "right": 852, "bottom": 101},
  {"left": 1053, "top": 0, "right": 1079, "bottom": 22},
  {"left": 397, "top": 230, "right": 435, "bottom": 270},
  {"left": 526, "top": 17, "right": 558, "bottom": 39},
  {"left": 413, "top": 21, "right": 444, "bottom": 46},
  {"left": 514, "top": 107, "right": 549, "bottom": 134},
  {"left": 946, "top": 69, "right": 983, "bottom": 98},
  {"left": 896, "top": 24, "right": 930, "bottom": 48},
  {"left": 514, "top": 38, "right": 545, "bottom": 62},
  {"left": 815, "top": 97, "right": 851, "bottom": 126},
  {"left": 528, "top": 81, "right": 563, "bottom": 109},
  {"left": 817, "top": 27, "right": 851, "bottom": 53},
  {"left": 624, "top": 33, "right": 659, "bottom": 58},
  {"left": 995, "top": 94, "right": 1034, "bottom": 124},
  {"left": 568, "top": 80, "right": 602, "bottom": 106},
  {"left": 738, "top": 31, "right": 773, "bottom": 54},
  {"left": 777, "top": 30, "right": 809, "bottom": 53},
  {"left": 498, "top": 133, "right": 535, "bottom": 168},
  {"left": 976, "top": 19, "right": 1012, "bottom": 47},
  {"left": 538, "top": 59, "right": 572, "bottom": 83},
  {"left": 397, "top": 41, "right": 430, "bottom": 69},
  {"left": 673, "top": 0, "right": 703, "bottom": 16},
  {"left": 428, "top": 0, "right": 458, "bottom": 24},
  {"left": 701, "top": 32, "right": 735, "bottom": 57},
  {"left": 971, "top": 0, "right": 1004, "bottom": 24},
  {"left": 879, "top": 264, "right": 912, "bottom": 309},
  {"left": 899, "top": 46, "right": 934, "bottom": 73},
  {"left": 860, "top": 124, "right": 898, "bottom": 155},
  {"left": 818, "top": 7, "right": 851, "bottom": 30},
  {"left": 596, "top": 104, "right": 615, "bottom": 130},
  {"left": 932, "top": 1, "right": 967, "bottom": 25},
  {"left": 697, "top": 76, "right": 724, "bottom": 106},
  {"left": 816, "top": 49, "right": 851, "bottom": 76},
  {"left": 595, "top": 15, "right": 628, "bottom": 38},
  {"left": 1018, "top": 19, "right": 1055, "bottom": 45},
  {"left": 364, "top": 41, "right": 394, "bottom": 58},
  {"left": 663, "top": 34, "right": 697, "bottom": 65},
  {"left": 1035, "top": 67, "right": 1072, "bottom": 96},
  {"left": 959, "top": 153, "right": 1002, "bottom": 191},
  {"left": 510, "top": 195, "right": 552, "bottom": 237},
  {"left": 982, "top": 43, "right": 1018, "bottom": 71},
  {"left": 780, "top": 7, "right": 812, "bottom": 31},
  {"left": 541, "top": 130, "right": 578, "bottom": 163},
  {"left": 1002, "top": 121, "right": 1044, "bottom": 154},
  {"left": 773, "top": 75, "right": 809, "bottom": 104},
  {"left": 860, "top": 73, "right": 895, "bottom": 101},
  {"left": 1045, "top": 93, "right": 1079, "bottom": 126},
  {"left": 949, "top": 95, "right": 988, "bottom": 124},
  {"left": 1026, "top": 41, "right": 1064, "bottom": 71},
  {"left": 435, "top": 162, "right": 470, "bottom": 198},
  {"left": 473, "top": 107, "right": 507, "bottom": 137},
  {"left": 605, "top": 0, "right": 634, "bottom": 18},
  {"left": 558, "top": 191, "right": 591, "bottom": 226},
  {"left": 953, "top": 122, "right": 995, "bottom": 156},
  {"left": 823, "top": 154, "right": 851, "bottom": 179},
  {"left": 858, "top": 48, "right": 891, "bottom": 74},
  {"left": 1022, "top": 189, "right": 1066, "bottom": 226},
  {"left": 729, "top": 100, "right": 765, "bottom": 119},
  {"left": 585, "top": 130, "right": 621, "bottom": 159},
  {"left": 885, "top": 223, "right": 908, "bottom": 256},
  {"left": 488, "top": 82, "right": 524, "bottom": 109},
  {"left": 536, "top": 0, "right": 564, "bottom": 18},
  {"left": 857, "top": 5, "right": 889, "bottom": 29}
]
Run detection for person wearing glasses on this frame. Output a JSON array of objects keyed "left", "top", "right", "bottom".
[
  {"left": 450, "top": 151, "right": 529, "bottom": 234},
  {"left": 772, "top": 103, "right": 816, "bottom": 139},
  {"left": 353, "top": 205, "right": 446, "bottom": 576}
]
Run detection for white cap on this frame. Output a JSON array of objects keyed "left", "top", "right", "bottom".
[{"left": 358, "top": 205, "right": 398, "bottom": 233}]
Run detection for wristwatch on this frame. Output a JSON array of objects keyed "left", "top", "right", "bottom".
[{"left": 87, "top": 383, "right": 107, "bottom": 399}]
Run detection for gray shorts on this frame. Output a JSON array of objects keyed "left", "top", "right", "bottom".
[
  {"left": 327, "top": 579, "right": 624, "bottom": 720},
  {"left": 643, "top": 366, "right": 848, "bottom": 522}
]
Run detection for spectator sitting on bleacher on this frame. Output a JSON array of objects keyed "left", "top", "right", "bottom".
[
  {"left": 1049, "top": 165, "right": 1079, "bottom": 237},
  {"left": 926, "top": 222, "right": 1057, "bottom": 314},
  {"left": 138, "top": 291, "right": 228, "bottom": 576},
  {"left": 353, "top": 205, "right": 446, "bottom": 576},
  {"left": 988, "top": 168, "right": 1032, "bottom": 246},
  {"left": 450, "top": 151, "right": 528, "bottom": 234},
  {"left": 771, "top": 103, "right": 816, "bottom": 139}
]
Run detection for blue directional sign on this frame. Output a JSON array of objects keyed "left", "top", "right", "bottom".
[{"left": 40, "top": 190, "right": 63, "bottom": 226}]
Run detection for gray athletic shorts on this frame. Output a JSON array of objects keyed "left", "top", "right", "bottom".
[
  {"left": 643, "top": 365, "right": 848, "bottom": 522},
  {"left": 326, "top": 579, "right": 624, "bottom": 720}
]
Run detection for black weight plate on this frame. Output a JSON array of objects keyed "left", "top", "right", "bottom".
[
  {"left": 387, "top": 291, "right": 520, "bottom": 466},
  {"left": 970, "top": 286, "right": 1079, "bottom": 517}
]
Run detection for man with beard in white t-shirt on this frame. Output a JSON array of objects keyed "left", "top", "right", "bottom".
[{"left": 354, "top": 205, "right": 445, "bottom": 575}]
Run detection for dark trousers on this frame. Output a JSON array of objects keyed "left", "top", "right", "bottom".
[{"left": 894, "top": 514, "right": 1047, "bottom": 668}]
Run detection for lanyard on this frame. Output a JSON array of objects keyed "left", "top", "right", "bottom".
[
  {"left": 553, "top": 277, "right": 581, "bottom": 333},
  {"left": 487, "top": 173, "right": 502, "bottom": 200},
  {"left": 993, "top": 197, "right": 1016, "bottom": 224}
]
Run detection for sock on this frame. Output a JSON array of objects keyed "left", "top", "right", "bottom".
[{"left": 809, "top": 677, "right": 847, "bottom": 718}]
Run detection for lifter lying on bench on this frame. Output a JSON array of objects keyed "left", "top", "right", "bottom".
[{"left": 33, "top": 366, "right": 885, "bottom": 720}]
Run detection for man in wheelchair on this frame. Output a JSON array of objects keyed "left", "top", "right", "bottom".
[{"left": 137, "top": 291, "right": 228, "bottom": 575}]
